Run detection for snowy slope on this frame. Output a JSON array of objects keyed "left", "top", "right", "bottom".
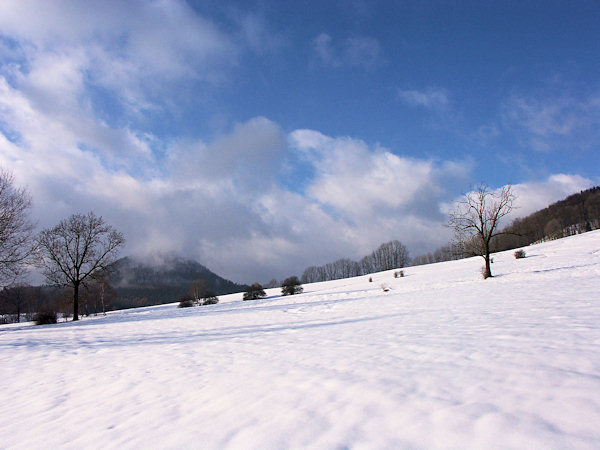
[{"left": 1, "top": 231, "right": 600, "bottom": 449}]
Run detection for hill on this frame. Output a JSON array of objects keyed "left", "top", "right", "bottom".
[
  {"left": 1, "top": 230, "right": 599, "bottom": 447},
  {"left": 109, "top": 254, "right": 247, "bottom": 307}
]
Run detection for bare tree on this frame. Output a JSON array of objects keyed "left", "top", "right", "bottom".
[
  {"left": 38, "top": 212, "right": 125, "bottom": 321},
  {"left": 449, "top": 185, "right": 516, "bottom": 278},
  {"left": 0, "top": 169, "right": 37, "bottom": 285}
]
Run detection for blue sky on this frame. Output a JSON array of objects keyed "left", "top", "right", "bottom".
[{"left": 0, "top": 1, "right": 598, "bottom": 283}]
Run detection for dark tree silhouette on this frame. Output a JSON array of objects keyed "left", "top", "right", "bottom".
[{"left": 38, "top": 212, "right": 125, "bottom": 321}]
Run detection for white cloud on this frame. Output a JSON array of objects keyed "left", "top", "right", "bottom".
[
  {"left": 290, "top": 129, "right": 471, "bottom": 254},
  {"left": 502, "top": 92, "right": 600, "bottom": 152},
  {"left": 0, "top": 0, "right": 238, "bottom": 116},
  {"left": 311, "top": 33, "right": 382, "bottom": 69},
  {"left": 396, "top": 87, "right": 450, "bottom": 110},
  {"left": 168, "top": 117, "right": 286, "bottom": 191}
]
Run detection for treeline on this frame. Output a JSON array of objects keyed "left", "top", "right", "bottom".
[
  {"left": 301, "top": 240, "right": 410, "bottom": 283},
  {"left": 410, "top": 243, "right": 464, "bottom": 266},
  {"left": 411, "top": 186, "right": 600, "bottom": 266},
  {"left": 0, "top": 282, "right": 118, "bottom": 324}
]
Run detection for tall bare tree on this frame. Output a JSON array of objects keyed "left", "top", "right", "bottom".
[
  {"left": 38, "top": 212, "right": 125, "bottom": 321},
  {"left": 449, "top": 185, "right": 516, "bottom": 278},
  {"left": 0, "top": 169, "right": 36, "bottom": 285}
]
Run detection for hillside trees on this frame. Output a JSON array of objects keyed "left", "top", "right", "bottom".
[
  {"left": 0, "top": 169, "right": 37, "bottom": 285},
  {"left": 449, "top": 185, "right": 516, "bottom": 278},
  {"left": 38, "top": 212, "right": 125, "bottom": 321}
]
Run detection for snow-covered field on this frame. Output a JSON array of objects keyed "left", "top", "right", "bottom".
[{"left": 1, "top": 231, "right": 600, "bottom": 449}]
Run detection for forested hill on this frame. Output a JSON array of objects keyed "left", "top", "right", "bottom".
[
  {"left": 494, "top": 185, "right": 600, "bottom": 251},
  {"left": 109, "top": 255, "right": 247, "bottom": 307}
]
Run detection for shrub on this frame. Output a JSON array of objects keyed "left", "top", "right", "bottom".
[
  {"left": 34, "top": 308, "right": 57, "bottom": 325},
  {"left": 368, "top": 277, "right": 373, "bottom": 282},
  {"left": 178, "top": 294, "right": 195, "bottom": 308},
  {"left": 394, "top": 270, "right": 405, "bottom": 278},
  {"left": 243, "top": 283, "right": 267, "bottom": 301},
  {"left": 514, "top": 249, "right": 526, "bottom": 259},
  {"left": 201, "top": 296, "right": 219, "bottom": 305},
  {"left": 281, "top": 276, "right": 303, "bottom": 296}
]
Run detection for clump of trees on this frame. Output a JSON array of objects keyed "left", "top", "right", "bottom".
[
  {"left": 179, "top": 279, "right": 219, "bottom": 307},
  {"left": 189, "top": 278, "right": 219, "bottom": 305},
  {"left": 448, "top": 185, "right": 516, "bottom": 278},
  {"left": 301, "top": 240, "right": 410, "bottom": 283},
  {"left": 243, "top": 283, "right": 267, "bottom": 301},
  {"left": 281, "top": 276, "right": 303, "bottom": 296}
]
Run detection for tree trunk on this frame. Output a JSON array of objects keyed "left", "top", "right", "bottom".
[
  {"left": 484, "top": 254, "right": 492, "bottom": 279},
  {"left": 483, "top": 241, "right": 492, "bottom": 279},
  {"left": 73, "top": 282, "right": 79, "bottom": 321},
  {"left": 100, "top": 284, "right": 106, "bottom": 316}
]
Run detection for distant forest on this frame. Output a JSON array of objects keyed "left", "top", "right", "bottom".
[{"left": 1, "top": 186, "right": 599, "bottom": 323}]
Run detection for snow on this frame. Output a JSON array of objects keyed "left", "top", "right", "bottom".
[{"left": 1, "top": 231, "right": 600, "bottom": 449}]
